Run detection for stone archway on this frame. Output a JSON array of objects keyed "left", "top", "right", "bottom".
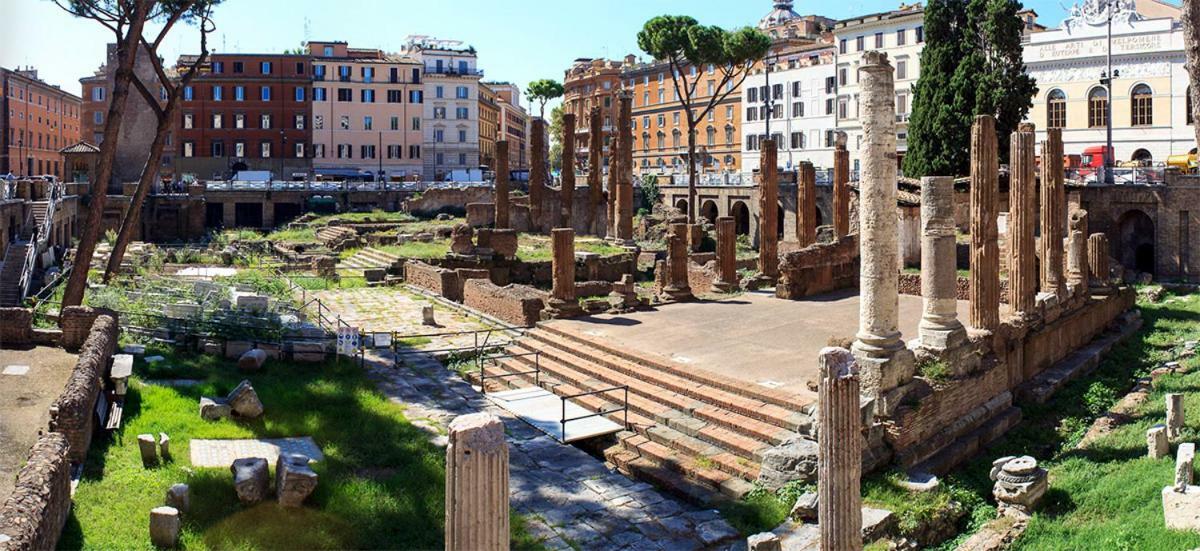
[
  {"left": 674, "top": 198, "right": 689, "bottom": 216},
  {"left": 1117, "top": 209, "right": 1156, "bottom": 275},
  {"left": 700, "top": 200, "right": 718, "bottom": 224},
  {"left": 1132, "top": 149, "right": 1152, "bottom": 163},
  {"left": 731, "top": 201, "right": 750, "bottom": 235}
]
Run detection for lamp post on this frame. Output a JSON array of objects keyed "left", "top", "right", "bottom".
[{"left": 1102, "top": 0, "right": 1117, "bottom": 185}]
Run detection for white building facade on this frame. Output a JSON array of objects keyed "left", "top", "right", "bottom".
[
  {"left": 402, "top": 36, "right": 482, "bottom": 180},
  {"left": 742, "top": 43, "right": 839, "bottom": 173},
  {"left": 1023, "top": 0, "right": 1192, "bottom": 163}
]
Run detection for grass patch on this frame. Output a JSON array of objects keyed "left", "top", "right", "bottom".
[
  {"left": 515, "top": 234, "right": 627, "bottom": 262},
  {"left": 61, "top": 344, "right": 539, "bottom": 550},
  {"left": 373, "top": 241, "right": 452, "bottom": 260},
  {"left": 918, "top": 358, "right": 951, "bottom": 384},
  {"left": 265, "top": 227, "right": 316, "bottom": 244}
]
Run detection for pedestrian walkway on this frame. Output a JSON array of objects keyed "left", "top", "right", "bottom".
[{"left": 363, "top": 349, "right": 742, "bottom": 550}]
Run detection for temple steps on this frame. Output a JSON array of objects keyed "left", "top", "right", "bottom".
[{"left": 339, "top": 247, "right": 401, "bottom": 271}]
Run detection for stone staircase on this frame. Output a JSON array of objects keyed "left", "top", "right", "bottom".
[
  {"left": 315, "top": 226, "right": 359, "bottom": 250},
  {"left": 0, "top": 241, "right": 31, "bottom": 307},
  {"left": 467, "top": 323, "right": 813, "bottom": 503},
  {"left": 338, "top": 247, "right": 401, "bottom": 273},
  {"left": 30, "top": 201, "right": 49, "bottom": 227}
]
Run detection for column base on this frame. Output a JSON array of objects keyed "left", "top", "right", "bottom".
[
  {"left": 659, "top": 286, "right": 694, "bottom": 302},
  {"left": 541, "top": 298, "right": 584, "bottom": 320},
  {"left": 917, "top": 322, "right": 967, "bottom": 351},
  {"left": 711, "top": 280, "right": 739, "bottom": 293},
  {"left": 852, "top": 343, "right": 915, "bottom": 400}
]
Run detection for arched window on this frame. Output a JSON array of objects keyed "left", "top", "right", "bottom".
[
  {"left": 706, "top": 126, "right": 716, "bottom": 146},
  {"left": 672, "top": 129, "right": 681, "bottom": 149},
  {"left": 656, "top": 131, "right": 665, "bottom": 150},
  {"left": 1088, "top": 87, "right": 1108, "bottom": 128},
  {"left": 725, "top": 125, "right": 735, "bottom": 144},
  {"left": 1131, "top": 84, "right": 1152, "bottom": 126},
  {"left": 1047, "top": 89, "right": 1066, "bottom": 129},
  {"left": 641, "top": 132, "right": 650, "bottom": 151}
]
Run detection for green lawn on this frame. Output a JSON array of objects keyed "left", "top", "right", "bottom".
[{"left": 61, "top": 345, "right": 540, "bottom": 550}]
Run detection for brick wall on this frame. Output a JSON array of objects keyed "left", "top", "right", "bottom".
[
  {"left": 59, "top": 306, "right": 116, "bottom": 352},
  {"left": 0, "top": 433, "right": 71, "bottom": 550},
  {"left": 0, "top": 307, "right": 33, "bottom": 346},
  {"left": 405, "top": 260, "right": 461, "bottom": 301},
  {"left": 776, "top": 235, "right": 859, "bottom": 299},
  {"left": 49, "top": 313, "right": 117, "bottom": 463},
  {"left": 462, "top": 279, "right": 545, "bottom": 327}
]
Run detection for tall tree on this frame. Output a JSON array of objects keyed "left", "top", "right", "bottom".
[
  {"left": 1184, "top": 0, "right": 1200, "bottom": 149},
  {"left": 904, "top": 0, "right": 1036, "bottom": 177},
  {"left": 637, "top": 16, "right": 770, "bottom": 223},
  {"left": 525, "top": 79, "right": 564, "bottom": 120},
  {"left": 55, "top": 0, "right": 154, "bottom": 307},
  {"left": 104, "top": 0, "right": 220, "bottom": 282}
]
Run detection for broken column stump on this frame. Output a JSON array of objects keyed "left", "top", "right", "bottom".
[
  {"left": 230, "top": 457, "right": 270, "bottom": 505},
  {"left": 276, "top": 453, "right": 319, "bottom": 508},
  {"left": 445, "top": 413, "right": 508, "bottom": 551}
]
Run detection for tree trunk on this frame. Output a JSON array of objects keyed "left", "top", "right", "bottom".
[
  {"left": 61, "top": 2, "right": 151, "bottom": 307},
  {"left": 103, "top": 101, "right": 177, "bottom": 282},
  {"left": 686, "top": 124, "right": 697, "bottom": 224},
  {"left": 1184, "top": 0, "right": 1200, "bottom": 150}
]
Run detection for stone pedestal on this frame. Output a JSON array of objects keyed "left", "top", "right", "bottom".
[
  {"left": 797, "top": 161, "right": 816, "bottom": 247},
  {"left": 833, "top": 133, "right": 850, "bottom": 239},
  {"left": 714, "top": 216, "right": 738, "bottom": 292},
  {"left": 1167, "top": 393, "right": 1185, "bottom": 439},
  {"left": 1177, "top": 442, "right": 1195, "bottom": 490},
  {"left": 138, "top": 433, "right": 158, "bottom": 466},
  {"left": 1148, "top": 424, "right": 1170, "bottom": 459},
  {"left": 1008, "top": 126, "right": 1037, "bottom": 318},
  {"left": 1088, "top": 233, "right": 1112, "bottom": 294},
  {"left": 919, "top": 176, "right": 966, "bottom": 350},
  {"left": 758, "top": 139, "right": 780, "bottom": 280},
  {"left": 1067, "top": 210, "right": 1090, "bottom": 295},
  {"left": 616, "top": 93, "right": 635, "bottom": 242},
  {"left": 1162, "top": 485, "right": 1200, "bottom": 531},
  {"left": 662, "top": 223, "right": 694, "bottom": 301},
  {"left": 560, "top": 113, "right": 576, "bottom": 228},
  {"left": 991, "top": 456, "right": 1048, "bottom": 518},
  {"left": 544, "top": 228, "right": 583, "bottom": 318},
  {"left": 276, "top": 453, "right": 319, "bottom": 507},
  {"left": 817, "top": 347, "right": 863, "bottom": 551},
  {"left": 969, "top": 116, "right": 1001, "bottom": 332},
  {"left": 231, "top": 457, "right": 269, "bottom": 505},
  {"left": 530, "top": 118, "right": 546, "bottom": 232},
  {"left": 446, "top": 413, "right": 509, "bottom": 551},
  {"left": 1040, "top": 128, "right": 1066, "bottom": 299},
  {"left": 587, "top": 106, "right": 604, "bottom": 235},
  {"left": 149, "top": 506, "right": 181, "bottom": 548},
  {"left": 495, "top": 140, "right": 510, "bottom": 229},
  {"left": 166, "top": 483, "right": 190, "bottom": 513}
]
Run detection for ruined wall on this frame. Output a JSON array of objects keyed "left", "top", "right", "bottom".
[
  {"left": 0, "top": 307, "right": 33, "bottom": 345},
  {"left": 898, "top": 273, "right": 1009, "bottom": 304},
  {"left": 462, "top": 279, "right": 546, "bottom": 327},
  {"left": 59, "top": 306, "right": 116, "bottom": 352},
  {"left": 404, "top": 187, "right": 494, "bottom": 217},
  {"left": 1020, "top": 288, "right": 1136, "bottom": 379},
  {"left": 50, "top": 312, "right": 118, "bottom": 463},
  {"left": 0, "top": 433, "right": 72, "bottom": 550},
  {"left": 404, "top": 260, "right": 463, "bottom": 302},
  {"left": 776, "top": 236, "right": 859, "bottom": 300}
]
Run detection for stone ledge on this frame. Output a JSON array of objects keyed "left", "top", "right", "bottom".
[{"left": 1015, "top": 310, "right": 1143, "bottom": 405}]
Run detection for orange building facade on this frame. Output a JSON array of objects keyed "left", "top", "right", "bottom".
[{"left": 1, "top": 67, "right": 82, "bottom": 179}]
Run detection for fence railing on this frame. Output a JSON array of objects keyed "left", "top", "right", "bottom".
[
  {"left": 17, "top": 182, "right": 63, "bottom": 303},
  {"left": 559, "top": 385, "right": 630, "bottom": 438},
  {"left": 197, "top": 180, "right": 493, "bottom": 193}
]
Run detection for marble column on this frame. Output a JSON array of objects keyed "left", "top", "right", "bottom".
[
  {"left": 1088, "top": 233, "right": 1111, "bottom": 293},
  {"left": 587, "top": 106, "right": 603, "bottom": 234},
  {"left": 817, "top": 347, "right": 863, "bottom": 551},
  {"left": 715, "top": 216, "right": 737, "bottom": 292},
  {"left": 833, "top": 132, "right": 851, "bottom": 239},
  {"left": 919, "top": 176, "right": 966, "bottom": 350},
  {"left": 1040, "top": 128, "right": 1066, "bottom": 298},
  {"left": 551, "top": 228, "right": 576, "bottom": 303},
  {"left": 616, "top": 92, "right": 634, "bottom": 242},
  {"left": 969, "top": 115, "right": 1001, "bottom": 332},
  {"left": 445, "top": 413, "right": 509, "bottom": 551},
  {"left": 530, "top": 118, "right": 546, "bottom": 232},
  {"left": 561, "top": 113, "right": 576, "bottom": 229},
  {"left": 495, "top": 140, "right": 510, "bottom": 229},
  {"left": 797, "top": 161, "right": 817, "bottom": 247},
  {"left": 1067, "top": 209, "right": 1090, "bottom": 293},
  {"left": 607, "top": 106, "right": 619, "bottom": 238},
  {"left": 758, "top": 139, "right": 779, "bottom": 279},
  {"left": 1008, "top": 125, "right": 1037, "bottom": 318},
  {"left": 663, "top": 222, "right": 693, "bottom": 301}
]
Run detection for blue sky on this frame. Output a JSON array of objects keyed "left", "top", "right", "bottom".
[{"left": 0, "top": 0, "right": 1073, "bottom": 106}]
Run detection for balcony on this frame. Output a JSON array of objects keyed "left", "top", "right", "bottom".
[{"left": 425, "top": 66, "right": 484, "bottom": 77}]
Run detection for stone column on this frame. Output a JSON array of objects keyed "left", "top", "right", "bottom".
[
  {"left": 1168, "top": 393, "right": 1185, "bottom": 439},
  {"left": 919, "top": 176, "right": 967, "bottom": 350},
  {"left": 495, "top": 140, "right": 510, "bottom": 229},
  {"left": 1067, "top": 209, "right": 1090, "bottom": 293},
  {"left": 560, "top": 113, "right": 576, "bottom": 229},
  {"left": 607, "top": 112, "right": 618, "bottom": 238},
  {"left": 969, "top": 115, "right": 1001, "bottom": 332},
  {"left": 1008, "top": 125, "right": 1037, "bottom": 318},
  {"left": 758, "top": 139, "right": 779, "bottom": 279},
  {"left": 663, "top": 222, "right": 693, "bottom": 301},
  {"left": 530, "top": 118, "right": 546, "bottom": 232},
  {"left": 445, "top": 413, "right": 509, "bottom": 551},
  {"left": 833, "top": 132, "right": 851, "bottom": 239},
  {"left": 797, "top": 161, "right": 817, "bottom": 247},
  {"left": 616, "top": 93, "right": 634, "bottom": 242},
  {"left": 1088, "top": 233, "right": 1111, "bottom": 293},
  {"left": 714, "top": 216, "right": 737, "bottom": 292},
  {"left": 1040, "top": 128, "right": 1066, "bottom": 298},
  {"left": 852, "top": 52, "right": 912, "bottom": 400},
  {"left": 587, "top": 106, "right": 604, "bottom": 234},
  {"left": 817, "top": 347, "right": 863, "bottom": 551},
  {"left": 551, "top": 228, "right": 575, "bottom": 303}
]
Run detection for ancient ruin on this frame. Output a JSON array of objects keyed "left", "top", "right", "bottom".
[
  {"left": 714, "top": 216, "right": 738, "bottom": 292},
  {"left": 445, "top": 413, "right": 508, "bottom": 551},
  {"left": 917, "top": 176, "right": 966, "bottom": 351},
  {"left": 969, "top": 115, "right": 1001, "bottom": 332},
  {"left": 560, "top": 113, "right": 576, "bottom": 228},
  {"left": 494, "top": 141, "right": 510, "bottom": 230},
  {"left": 1040, "top": 128, "right": 1067, "bottom": 299},
  {"left": 758, "top": 139, "right": 780, "bottom": 281},
  {"left": 817, "top": 347, "right": 863, "bottom": 551},
  {"left": 832, "top": 132, "right": 851, "bottom": 239},
  {"left": 796, "top": 161, "right": 817, "bottom": 247},
  {"left": 1008, "top": 125, "right": 1038, "bottom": 318}
]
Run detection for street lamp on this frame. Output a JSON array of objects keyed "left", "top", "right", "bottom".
[{"left": 1102, "top": 0, "right": 1118, "bottom": 185}]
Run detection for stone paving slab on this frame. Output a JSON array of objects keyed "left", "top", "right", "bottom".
[
  {"left": 362, "top": 348, "right": 742, "bottom": 550},
  {"left": 190, "top": 437, "right": 324, "bottom": 468}
]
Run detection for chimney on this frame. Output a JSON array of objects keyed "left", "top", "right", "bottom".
[{"left": 624, "top": 54, "right": 636, "bottom": 66}]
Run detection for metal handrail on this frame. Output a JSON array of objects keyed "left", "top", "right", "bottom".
[
  {"left": 477, "top": 350, "right": 541, "bottom": 394},
  {"left": 559, "top": 385, "right": 630, "bottom": 437},
  {"left": 17, "top": 182, "right": 62, "bottom": 303}
]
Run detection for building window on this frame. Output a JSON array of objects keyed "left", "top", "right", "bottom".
[
  {"left": 93, "top": 111, "right": 103, "bottom": 125},
  {"left": 182, "top": 141, "right": 194, "bottom": 157},
  {"left": 434, "top": 129, "right": 445, "bottom": 143},
  {"left": 458, "top": 129, "right": 467, "bottom": 142},
  {"left": 791, "top": 131, "right": 804, "bottom": 149},
  {"left": 261, "top": 86, "right": 271, "bottom": 101},
  {"left": 314, "top": 65, "right": 326, "bottom": 81},
  {"left": 212, "top": 113, "right": 222, "bottom": 129},
  {"left": 296, "top": 62, "right": 305, "bottom": 75},
  {"left": 234, "top": 113, "right": 245, "bottom": 129},
  {"left": 855, "top": 36, "right": 864, "bottom": 51},
  {"left": 1088, "top": 87, "right": 1108, "bottom": 128},
  {"left": 234, "top": 141, "right": 246, "bottom": 157},
  {"left": 295, "top": 87, "right": 305, "bottom": 101},
  {"left": 314, "top": 87, "right": 327, "bottom": 102},
  {"left": 412, "top": 117, "right": 421, "bottom": 130},
  {"left": 183, "top": 113, "right": 193, "bottom": 129},
  {"left": 183, "top": 86, "right": 193, "bottom": 101},
  {"left": 294, "top": 142, "right": 305, "bottom": 158},
  {"left": 435, "top": 85, "right": 444, "bottom": 99},
  {"left": 410, "top": 90, "right": 423, "bottom": 103},
  {"left": 1047, "top": 89, "right": 1066, "bottom": 129},
  {"left": 233, "top": 61, "right": 244, "bottom": 73},
  {"left": 387, "top": 90, "right": 402, "bottom": 103},
  {"left": 324, "top": 46, "right": 333, "bottom": 57},
  {"left": 896, "top": 60, "right": 907, "bottom": 80},
  {"left": 361, "top": 89, "right": 375, "bottom": 103},
  {"left": 211, "top": 141, "right": 224, "bottom": 157},
  {"left": 874, "top": 32, "right": 883, "bottom": 48},
  {"left": 916, "top": 26, "right": 924, "bottom": 42},
  {"left": 91, "top": 87, "right": 105, "bottom": 101},
  {"left": 897, "top": 29, "right": 907, "bottom": 46},
  {"left": 362, "top": 67, "right": 374, "bottom": 83},
  {"left": 839, "top": 39, "right": 846, "bottom": 54},
  {"left": 410, "top": 144, "right": 421, "bottom": 158},
  {"left": 390, "top": 116, "right": 399, "bottom": 131},
  {"left": 456, "top": 107, "right": 468, "bottom": 119},
  {"left": 261, "top": 141, "right": 272, "bottom": 158},
  {"left": 706, "top": 126, "right": 715, "bottom": 146},
  {"left": 294, "top": 114, "right": 305, "bottom": 129},
  {"left": 456, "top": 86, "right": 469, "bottom": 99},
  {"left": 1131, "top": 84, "right": 1153, "bottom": 126},
  {"left": 364, "top": 116, "right": 373, "bottom": 130},
  {"left": 337, "top": 88, "right": 352, "bottom": 102},
  {"left": 314, "top": 114, "right": 324, "bottom": 130},
  {"left": 434, "top": 107, "right": 446, "bottom": 119},
  {"left": 261, "top": 114, "right": 271, "bottom": 129},
  {"left": 339, "top": 115, "right": 349, "bottom": 130},
  {"left": 361, "top": 145, "right": 376, "bottom": 159},
  {"left": 212, "top": 61, "right": 224, "bottom": 74},
  {"left": 213, "top": 85, "right": 223, "bottom": 101},
  {"left": 459, "top": 153, "right": 467, "bottom": 165},
  {"left": 261, "top": 61, "right": 272, "bottom": 75}
]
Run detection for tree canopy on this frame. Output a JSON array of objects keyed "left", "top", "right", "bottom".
[{"left": 525, "top": 79, "right": 564, "bottom": 120}]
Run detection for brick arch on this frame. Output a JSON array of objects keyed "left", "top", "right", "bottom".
[
  {"left": 731, "top": 201, "right": 750, "bottom": 235},
  {"left": 700, "top": 200, "right": 719, "bottom": 224},
  {"left": 1117, "top": 208, "right": 1156, "bottom": 275}
]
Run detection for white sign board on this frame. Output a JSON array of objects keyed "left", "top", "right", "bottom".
[{"left": 336, "top": 327, "right": 360, "bottom": 356}]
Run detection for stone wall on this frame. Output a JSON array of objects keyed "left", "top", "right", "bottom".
[
  {"left": 0, "top": 433, "right": 71, "bottom": 550},
  {"left": 405, "top": 260, "right": 463, "bottom": 301},
  {"left": 776, "top": 236, "right": 859, "bottom": 300},
  {"left": 898, "top": 273, "right": 1009, "bottom": 304},
  {"left": 59, "top": 306, "right": 116, "bottom": 352},
  {"left": 404, "top": 187, "right": 494, "bottom": 217},
  {"left": 49, "top": 312, "right": 118, "bottom": 463},
  {"left": 0, "top": 307, "right": 33, "bottom": 345},
  {"left": 462, "top": 279, "right": 546, "bottom": 327}
]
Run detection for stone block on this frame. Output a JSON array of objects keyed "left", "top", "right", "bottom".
[
  {"left": 1177, "top": 443, "right": 1195, "bottom": 490},
  {"left": 757, "top": 437, "right": 818, "bottom": 490},
  {"left": 235, "top": 294, "right": 269, "bottom": 313},
  {"left": 1148, "top": 424, "right": 1169, "bottom": 459},
  {"left": 137, "top": 434, "right": 158, "bottom": 466},
  {"left": 291, "top": 342, "right": 326, "bottom": 363},
  {"left": 363, "top": 268, "right": 386, "bottom": 283},
  {"left": 226, "top": 380, "right": 264, "bottom": 418},
  {"left": 159, "top": 433, "right": 171, "bottom": 462},
  {"left": 1163, "top": 485, "right": 1200, "bottom": 531},
  {"left": 237, "top": 349, "right": 267, "bottom": 371},
  {"left": 422, "top": 306, "right": 436, "bottom": 326},
  {"left": 162, "top": 303, "right": 200, "bottom": 319},
  {"left": 490, "top": 229, "right": 518, "bottom": 259},
  {"left": 230, "top": 457, "right": 269, "bottom": 505},
  {"left": 275, "top": 453, "right": 319, "bottom": 507},
  {"left": 111, "top": 353, "right": 133, "bottom": 396},
  {"left": 166, "top": 483, "right": 189, "bottom": 514},
  {"left": 1167, "top": 393, "right": 1185, "bottom": 439},
  {"left": 199, "top": 397, "right": 231, "bottom": 420},
  {"left": 224, "top": 340, "right": 253, "bottom": 360},
  {"left": 789, "top": 491, "right": 818, "bottom": 521},
  {"left": 149, "top": 506, "right": 181, "bottom": 548},
  {"left": 200, "top": 338, "right": 224, "bottom": 356},
  {"left": 748, "top": 532, "right": 782, "bottom": 551}
]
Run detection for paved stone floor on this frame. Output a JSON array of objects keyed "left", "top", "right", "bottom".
[
  {"left": 189, "top": 437, "right": 325, "bottom": 467},
  {"left": 546, "top": 288, "right": 972, "bottom": 400},
  {"left": 311, "top": 287, "right": 484, "bottom": 345},
  {"left": 365, "top": 349, "right": 742, "bottom": 550}
]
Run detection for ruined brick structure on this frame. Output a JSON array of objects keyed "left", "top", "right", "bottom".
[
  {"left": 50, "top": 311, "right": 118, "bottom": 462},
  {"left": 0, "top": 433, "right": 72, "bottom": 550}
]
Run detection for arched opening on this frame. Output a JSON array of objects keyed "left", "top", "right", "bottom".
[
  {"left": 1088, "top": 87, "right": 1108, "bottom": 128},
  {"left": 1132, "top": 149, "right": 1152, "bottom": 163},
  {"left": 777, "top": 204, "right": 786, "bottom": 239},
  {"left": 814, "top": 205, "right": 826, "bottom": 227},
  {"left": 731, "top": 201, "right": 750, "bottom": 235},
  {"left": 1131, "top": 83, "right": 1153, "bottom": 126},
  {"left": 1047, "top": 89, "right": 1066, "bottom": 129},
  {"left": 1117, "top": 209, "right": 1156, "bottom": 275},
  {"left": 700, "top": 200, "right": 718, "bottom": 224},
  {"left": 674, "top": 199, "right": 689, "bottom": 215},
  {"left": 231, "top": 161, "right": 249, "bottom": 172}
]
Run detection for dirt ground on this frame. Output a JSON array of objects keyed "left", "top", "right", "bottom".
[{"left": 0, "top": 346, "right": 79, "bottom": 500}]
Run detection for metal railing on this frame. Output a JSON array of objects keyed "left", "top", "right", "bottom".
[
  {"left": 198, "top": 180, "right": 494, "bottom": 192},
  {"left": 559, "top": 385, "right": 630, "bottom": 438},
  {"left": 477, "top": 350, "right": 541, "bottom": 393},
  {"left": 17, "top": 182, "right": 62, "bottom": 303}
]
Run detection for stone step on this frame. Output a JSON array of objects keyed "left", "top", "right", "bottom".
[
  {"left": 503, "top": 341, "right": 794, "bottom": 446},
  {"left": 524, "top": 328, "right": 809, "bottom": 432}
]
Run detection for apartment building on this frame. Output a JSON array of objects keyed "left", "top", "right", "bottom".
[
  {"left": 489, "top": 82, "right": 530, "bottom": 171},
  {"left": 400, "top": 36, "right": 482, "bottom": 180},
  {"left": 174, "top": 53, "right": 314, "bottom": 179},
  {"left": 307, "top": 41, "right": 424, "bottom": 180},
  {"left": 79, "top": 42, "right": 164, "bottom": 186},
  {"left": 742, "top": 42, "right": 838, "bottom": 172},
  {"left": 833, "top": 3, "right": 925, "bottom": 173},
  {"left": 562, "top": 58, "right": 624, "bottom": 169},
  {"left": 2, "top": 67, "right": 81, "bottom": 180}
]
